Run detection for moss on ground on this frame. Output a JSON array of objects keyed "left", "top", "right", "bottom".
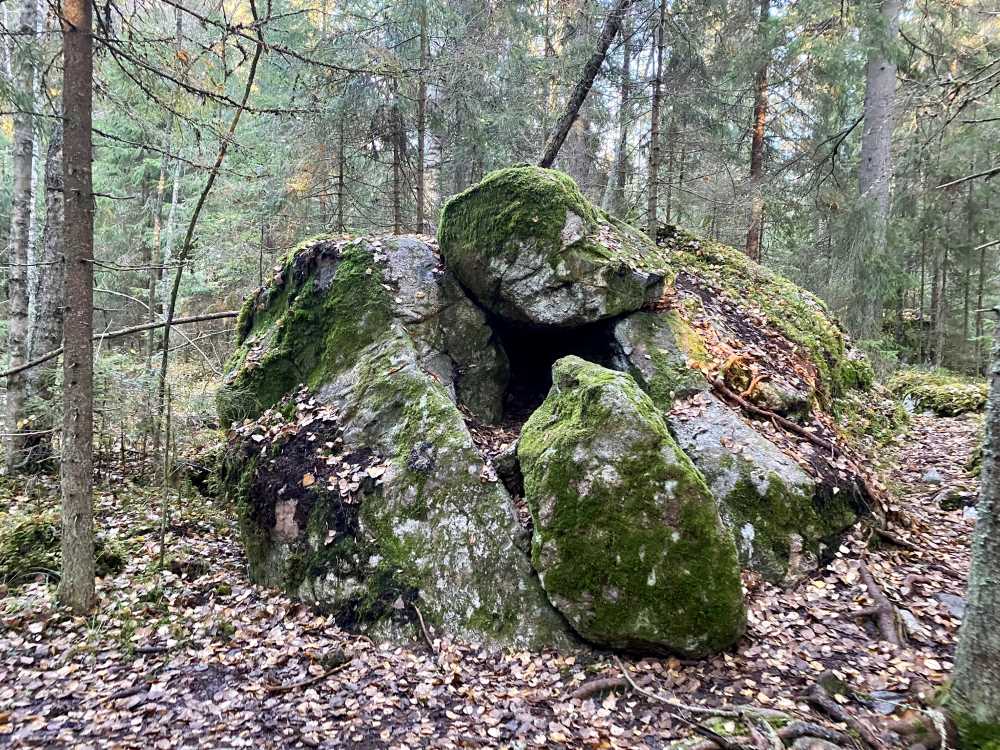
[
  {"left": 0, "top": 508, "right": 127, "bottom": 588},
  {"left": 887, "top": 368, "right": 988, "bottom": 416},
  {"left": 519, "top": 356, "right": 745, "bottom": 656}
]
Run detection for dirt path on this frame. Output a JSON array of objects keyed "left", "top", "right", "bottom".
[{"left": 0, "top": 413, "right": 982, "bottom": 749}]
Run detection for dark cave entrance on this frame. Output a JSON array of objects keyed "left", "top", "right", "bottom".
[{"left": 490, "top": 317, "right": 618, "bottom": 425}]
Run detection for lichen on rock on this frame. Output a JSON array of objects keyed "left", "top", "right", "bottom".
[
  {"left": 668, "top": 394, "right": 856, "bottom": 581},
  {"left": 518, "top": 356, "right": 746, "bottom": 656}
]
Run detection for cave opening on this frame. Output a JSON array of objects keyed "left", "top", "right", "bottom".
[{"left": 490, "top": 316, "right": 618, "bottom": 426}]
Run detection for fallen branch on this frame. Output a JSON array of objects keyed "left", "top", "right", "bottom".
[
  {"left": 712, "top": 377, "right": 838, "bottom": 455},
  {"left": 807, "top": 681, "right": 885, "bottom": 750},
  {"left": 0, "top": 311, "right": 238, "bottom": 379},
  {"left": 711, "top": 377, "right": 880, "bottom": 505},
  {"left": 778, "top": 721, "right": 852, "bottom": 745},
  {"left": 569, "top": 676, "right": 631, "bottom": 701},
  {"left": 858, "top": 559, "right": 903, "bottom": 646}
]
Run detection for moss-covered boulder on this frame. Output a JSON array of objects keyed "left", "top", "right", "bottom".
[
  {"left": 610, "top": 310, "right": 709, "bottom": 405},
  {"left": 438, "top": 166, "right": 664, "bottom": 327},
  {"left": 887, "top": 368, "right": 988, "bottom": 416},
  {"left": 219, "top": 235, "right": 507, "bottom": 426},
  {"left": 518, "top": 356, "right": 746, "bottom": 656},
  {"left": 668, "top": 394, "right": 858, "bottom": 581},
  {"left": 218, "top": 236, "right": 567, "bottom": 647}
]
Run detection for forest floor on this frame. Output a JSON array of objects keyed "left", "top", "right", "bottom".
[{"left": 0, "top": 412, "right": 982, "bottom": 749}]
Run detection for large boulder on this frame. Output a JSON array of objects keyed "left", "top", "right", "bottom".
[
  {"left": 219, "top": 235, "right": 507, "bottom": 426},
  {"left": 218, "top": 168, "right": 890, "bottom": 655},
  {"left": 518, "top": 356, "right": 746, "bottom": 656},
  {"left": 438, "top": 166, "right": 664, "bottom": 327},
  {"left": 218, "top": 236, "right": 566, "bottom": 647}
]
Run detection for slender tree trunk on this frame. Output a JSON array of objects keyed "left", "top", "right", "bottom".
[
  {"left": 58, "top": 0, "right": 96, "bottom": 614},
  {"left": 147, "top": 7, "right": 182, "bottom": 361},
  {"left": 854, "top": 0, "right": 900, "bottom": 336},
  {"left": 537, "top": 0, "right": 635, "bottom": 169},
  {"left": 147, "top": 150, "right": 169, "bottom": 360},
  {"left": 935, "top": 247, "right": 948, "bottom": 368},
  {"left": 20, "top": 126, "right": 64, "bottom": 471},
  {"left": 337, "top": 117, "right": 346, "bottom": 231},
  {"left": 664, "top": 114, "right": 675, "bottom": 224},
  {"left": 744, "top": 0, "right": 770, "bottom": 261},
  {"left": 977, "top": 237, "right": 987, "bottom": 373},
  {"left": 4, "top": 0, "right": 38, "bottom": 474},
  {"left": 646, "top": 0, "right": 666, "bottom": 239},
  {"left": 415, "top": 0, "right": 428, "bottom": 232},
  {"left": 608, "top": 8, "right": 632, "bottom": 217},
  {"left": 949, "top": 312, "right": 1000, "bottom": 745},
  {"left": 391, "top": 78, "right": 403, "bottom": 234}
]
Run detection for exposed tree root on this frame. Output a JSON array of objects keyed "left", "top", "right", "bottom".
[
  {"left": 806, "top": 680, "right": 886, "bottom": 750},
  {"left": 857, "top": 559, "right": 904, "bottom": 646}
]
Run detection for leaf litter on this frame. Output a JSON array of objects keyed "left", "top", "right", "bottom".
[{"left": 0, "top": 412, "right": 981, "bottom": 748}]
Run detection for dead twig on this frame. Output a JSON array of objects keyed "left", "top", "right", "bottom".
[
  {"left": 777, "top": 721, "right": 852, "bottom": 745},
  {"left": 615, "top": 657, "right": 748, "bottom": 750},
  {"left": 869, "top": 524, "right": 920, "bottom": 552},
  {"left": 412, "top": 603, "right": 437, "bottom": 655}
]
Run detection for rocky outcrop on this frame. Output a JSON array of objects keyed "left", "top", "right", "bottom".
[
  {"left": 519, "top": 357, "right": 746, "bottom": 656},
  {"left": 219, "top": 167, "right": 887, "bottom": 656},
  {"left": 438, "top": 167, "right": 664, "bottom": 327},
  {"left": 219, "top": 236, "right": 566, "bottom": 647}
]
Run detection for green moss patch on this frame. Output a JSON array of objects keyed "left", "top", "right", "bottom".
[
  {"left": 519, "top": 356, "right": 745, "bottom": 656},
  {"left": 0, "top": 509, "right": 127, "bottom": 588},
  {"left": 218, "top": 237, "right": 394, "bottom": 425},
  {"left": 887, "top": 368, "right": 988, "bottom": 416}
]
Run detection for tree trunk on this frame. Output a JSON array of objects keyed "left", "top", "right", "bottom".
[
  {"left": 58, "top": 0, "right": 97, "bottom": 614},
  {"left": 20, "top": 126, "right": 64, "bottom": 471},
  {"left": 337, "top": 117, "right": 346, "bottom": 231},
  {"left": 537, "top": 0, "right": 635, "bottom": 169},
  {"left": 646, "top": 0, "right": 666, "bottom": 239},
  {"left": 744, "top": 0, "right": 770, "bottom": 262},
  {"left": 415, "top": 0, "right": 428, "bottom": 232},
  {"left": 949, "top": 312, "right": 1000, "bottom": 745},
  {"left": 391, "top": 84, "right": 403, "bottom": 235},
  {"left": 607, "top": 7, "right": 632, "bottom": 217},
  {"left": 854, "top": 0, "right": 900, "bottom": 336},
  {"left": 4, "top": 0, "right": 38, "bottom": 474},
  {"left": 935, "top": 246, "right": 948, "bottom": 368}
]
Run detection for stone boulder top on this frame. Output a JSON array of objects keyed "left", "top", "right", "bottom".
[{"left": 438, "top": 166, "right": 665, "bottom": 327}]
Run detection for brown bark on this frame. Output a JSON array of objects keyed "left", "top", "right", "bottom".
[
  {"left": 4, "top": 0, "right": 38, "bottom": 474},
  {"left": 537, "top": 0, "right": 635, "bottom": 169},
  {"left": 744, "top": 0, "right": 770, "bottom": 261},
  {"left": 645, "top": 0, "right": 666, "bottom": 238},
  {"left": 58, "top": 0, "right": 97, "bottom": 614}
]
